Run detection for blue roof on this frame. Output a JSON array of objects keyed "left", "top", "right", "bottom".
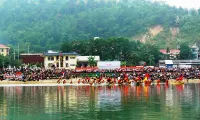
[{"left": 44, "top": 52, "right": 79, "bottom": 56}]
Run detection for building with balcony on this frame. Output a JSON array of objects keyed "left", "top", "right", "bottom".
[
  {"left": 44, "top": 50, "right": 79, "bottom": 69},
  {"left": 0, "top": 44, "right": 10, "bottom": 56}
]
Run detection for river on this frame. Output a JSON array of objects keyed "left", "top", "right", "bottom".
[{"left": 0, "top": 84, "right": 200, "bottom": 120}]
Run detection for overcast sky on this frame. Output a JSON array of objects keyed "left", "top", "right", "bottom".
[{"left": 155, "top": 0, "right": 200, "bottom": 9}]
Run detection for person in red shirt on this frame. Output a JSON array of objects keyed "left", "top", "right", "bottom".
[
  {"left": 107, "top": 77, "right": 113, "bottom": 84},
  {"left": 176, "top": 75, "right": 183, "bottom": 81}
]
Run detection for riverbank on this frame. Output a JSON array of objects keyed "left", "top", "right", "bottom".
[
  {"left": 169, "top": 79, "right": 200, "bottom": 83},
  {"left": 1, "top": 79, "right": 200, "bottom": 85},
  {"left": 0, "top": 78, "right": 80, "bottom": 84}
]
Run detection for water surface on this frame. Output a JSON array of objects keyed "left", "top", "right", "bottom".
[{"left": 0, "top": 84, "right": 200, "bottom": 120}]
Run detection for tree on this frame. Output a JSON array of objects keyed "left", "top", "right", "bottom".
[
  {"left": 166, "top": 47, "right": 170, "bottom": 59},
  {"left": 148, "top": 54, "right": 155, "bottom": 66},
  {"left": 0, "top": 55, "right": 5, "bottom": 68},
  {"left": 179, "top": 43, "right": 192, "bottom": 60},
  {"left": 0, "top": 54, "right": 21, "bottom": 68},
  {"left": 88, "top": 56, "right": 96, "bottom": 67},
  {"left": 61, "top": 37, "right": 161, "bottom": 65},
  {"left": 121, "top": 61, "right": 127, "bottom": 66}
]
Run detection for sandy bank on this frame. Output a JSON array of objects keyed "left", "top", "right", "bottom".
[
  {"left": 168, "top": 79, "right": 200, "bottom": 83},
  {"left": 0, "top": 79, "right": 200, "bottom": 86},
  {"left": 0, "top": 78, "right": 80, "bottom": 84}
]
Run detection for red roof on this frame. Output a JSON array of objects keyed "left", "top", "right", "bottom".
[
  {"left": 160, "top": 49, "right": 180, "bottom": 54},
  {"left": 0, "top": 44, "right": 9, "bottom": 48}
]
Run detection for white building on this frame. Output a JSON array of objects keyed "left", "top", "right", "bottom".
[
  {"left": 77, "top": 56, "right": 100, "bottom": 67},
  {"left": 44, "top": 51, "right": 79, "bottom": 69}
]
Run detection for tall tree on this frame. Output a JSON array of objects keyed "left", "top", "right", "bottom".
[
  {"left": 88, "top": 56, "right": 96, "bottom": 67},
  {"left": 61, "top": 37, "right": 161, "bottom": 65},
  {"left": 179, "top": 43, "right": 192, "bottom": 60},
  {"left": 166, "top": 47, "right": 170, "bottom": 59}
]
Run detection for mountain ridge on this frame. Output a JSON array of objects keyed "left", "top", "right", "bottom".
[{"left": 0, "top": 0, "right": 199, "bottom": 52}]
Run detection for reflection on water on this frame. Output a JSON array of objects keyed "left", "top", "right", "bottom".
[{"left": 0, "top": 84, "right": 200, "bottom": 120}]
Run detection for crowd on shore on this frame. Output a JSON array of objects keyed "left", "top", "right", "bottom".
[{"left": 0, "top": 67, "right": 200, "bottom": 82}]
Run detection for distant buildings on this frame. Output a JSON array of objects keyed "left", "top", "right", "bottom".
[
  {"left": 0, "top": 44, "right": 10, "bottom": 56},
  {"left": 160, "top": 49, "right": 180, "bottom": 59},
  {"left": 20, "top": 50, "right": 102, "bottom": 70},
  {"left": 159, "top": 60, "right": 200, "bottom": 68}
]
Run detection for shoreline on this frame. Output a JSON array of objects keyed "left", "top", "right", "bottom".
[{"left": 0, "top": 79, "right": 200, "bottom": 86}]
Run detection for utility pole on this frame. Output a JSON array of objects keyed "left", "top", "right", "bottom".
[
  {"left": 18, "top": 44, "right": 19, "bottom": 61},
  {"left": 28, "top": 45, "right": 29, "bottom": 55},
  {"left": 2, "top": 58, "right": 4, "bottom": 69},
  {"left": 14, "top": 49, "right": 16, "bottom": 60}
]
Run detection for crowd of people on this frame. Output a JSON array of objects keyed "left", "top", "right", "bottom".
[
  {"left": 0, "top": 68, "right": 76, "bottom": 81},
  {"left": 0, "top": 67, "right": 200, "bottom": 83}
]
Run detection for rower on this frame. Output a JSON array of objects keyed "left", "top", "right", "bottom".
[
  {"left": 157, "top": 79, "right": 160, "bottom": 84},
  {"left": 63, "top": 79, "right": 66, "bottom": 84},
  {"left": 57, "top": 78, "right": 61, "bottom": 84},
  {"left": 176, "top": 75, "right": 183, "bottom": 82},
  {"left": 78, "top": 79, "right": 81, "bottom": 84},
  {"left": 165, "top": 79, "right": 169, "bottom": 84}
]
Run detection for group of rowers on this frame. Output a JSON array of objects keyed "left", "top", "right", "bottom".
[{"left": 57, "top": 73, "right": 185, "bottom": 86}]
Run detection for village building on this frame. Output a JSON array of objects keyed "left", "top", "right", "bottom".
[
  {"left": 44, "top": 50, "right": 78, "bottom": 69},
  {"left": 0, "top": 44, "right": 10, "bottom": 56},
  {"left": 160, "top": 49, "right": 180, "bottom": 59}
]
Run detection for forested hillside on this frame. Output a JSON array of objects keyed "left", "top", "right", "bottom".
[{"left": 0, "top": 0, "right": 200, "bottom": 52}]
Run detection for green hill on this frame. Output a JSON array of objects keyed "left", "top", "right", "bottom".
[{"left": 0, "top": 0, "right": 200, "bottom": 52}]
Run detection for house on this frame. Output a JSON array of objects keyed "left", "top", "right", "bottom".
[
  {"left": 20, "top": 53, "right": 44, "bottom": 66},
  {"left": 0, "top": 44, "right": 10, "bottom": 56},
  {"left": 77, "top": 56, "right": 100, "bottom": 67},
  {"left": 44, "top": 50, "right": 79, "bottom": 69},
  {"left": 160, "top": 49, "right": 180, "bottom": 59}
]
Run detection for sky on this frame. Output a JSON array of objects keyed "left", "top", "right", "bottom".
[{"left": 155, "top": 0, "right": 200, "bottom": 9}]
